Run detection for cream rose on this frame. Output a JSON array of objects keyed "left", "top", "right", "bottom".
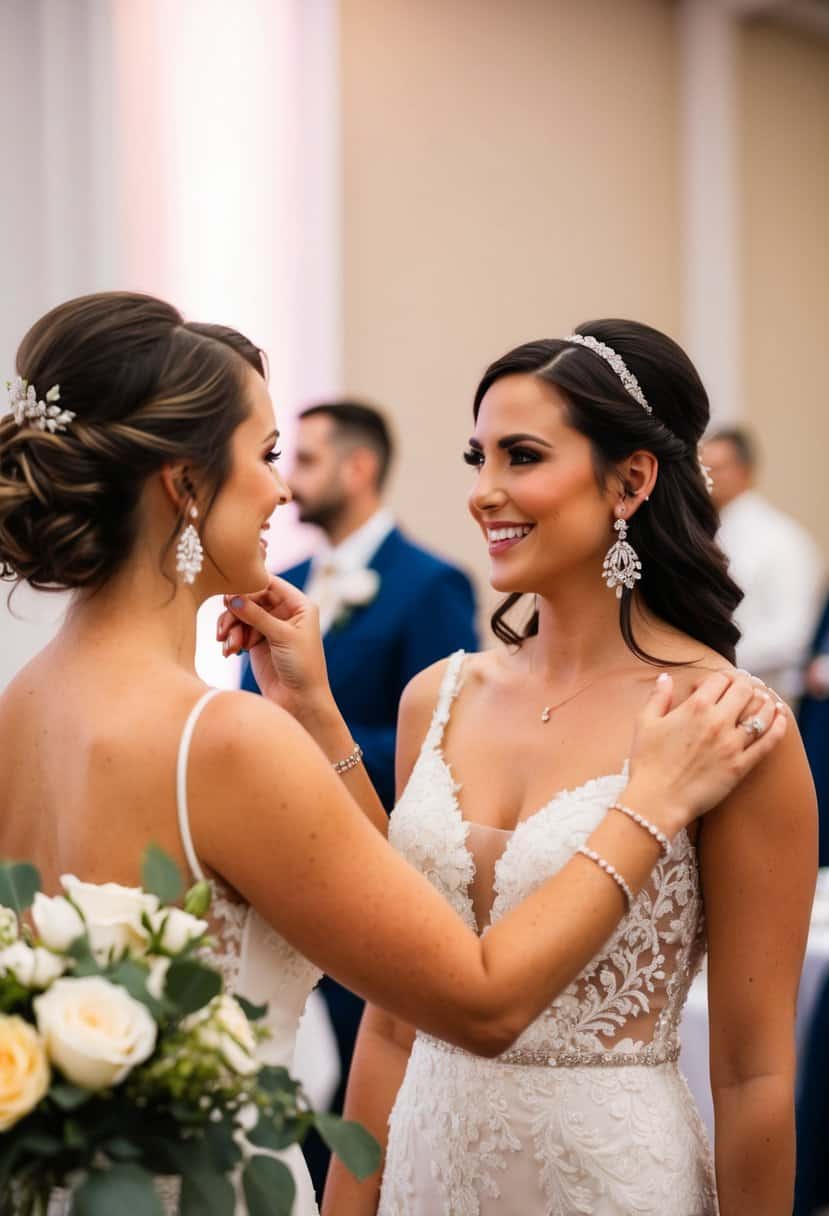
[
  {"left": 149, "top": 907, "right": 208, "bottom": 955},
  {"left": 0, "top": 942, "right": 66, "bottom": 989},
  {"left": 186, "top": 994, "right": 258, "bottom": 1075},
  {"left": 31, "top": 893, "right": 85, "bottom": 952},
  {"left": 59, "top": 876, "right": 159, "bottom": 962},
  {"left": 0, "top": 906, "right": 18, "bottom": 948},
  {"left": 0, "top": 1015, "right": 50, "bottom": 1130},
  {"left": 34, "top": 977, "right": 157, "bottom": 1089}
]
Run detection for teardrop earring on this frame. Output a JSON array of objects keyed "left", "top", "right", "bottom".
[
  {"left": 176, "top": 505, "right": 204, "bottom": 584},
  {"left": 602, "top": 508, "right": 642, "bottom": 598}
]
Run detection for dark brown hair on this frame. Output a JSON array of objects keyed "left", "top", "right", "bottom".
[
  {"left": 299, "top": 400, "right": 394, "bottom": 489},
  {"left": 0, "top": 292, "right": 262, "bottom": 592},
  {"left": 473, "top": 320, "right": 742, "bottom": 663}
]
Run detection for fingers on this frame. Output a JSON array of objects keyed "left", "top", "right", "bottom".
[
  {"left": 640, "top": 672, "right": 674, "bottom": 721},
  {"left": 738, "top": 701, "right": 788, "bottom": 767},
  {"left": 687, "top": 670, "right": 735, "bottom": 707}
]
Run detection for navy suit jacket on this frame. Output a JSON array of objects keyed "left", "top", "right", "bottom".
[{"left": 240, "top": 527, "right": 478, "bottom": 809}]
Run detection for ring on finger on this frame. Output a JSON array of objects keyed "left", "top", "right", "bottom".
[{"left": 739, "top": 714, "right": 765, "bottom": 737}]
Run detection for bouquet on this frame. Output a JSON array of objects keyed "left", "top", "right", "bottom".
[{"left": 0, "top": 848, "right": 379, "bottom": 1215}]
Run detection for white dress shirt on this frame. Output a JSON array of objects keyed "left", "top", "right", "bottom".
[
  {"left": 718, "top": 490, "right": 825, "bottom": 698},
  {"left": 305, "top": 507, "right": 396, "bottom": 634}
]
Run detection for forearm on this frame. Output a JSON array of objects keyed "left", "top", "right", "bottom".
[
  {"left": 712, "top": 1073, "right": 795, "bottom": 1215},
  {"left": 322, "top": 1008, "right": 414, "bottom": 1216},
  {"left": 294, "top": 695, "right": 388, "bottom": 835}
]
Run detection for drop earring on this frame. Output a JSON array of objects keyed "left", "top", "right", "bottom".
[
  {"left": 602, "top": 508, "right": 642, "bottom": 598},
  {"left": 176, "top": 504, "right": 204, "bottom": 584}
]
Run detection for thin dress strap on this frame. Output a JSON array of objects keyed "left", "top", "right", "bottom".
[
  {"left": 424, "top": 649, "right": 467, "bottom": 752},
  {"left": 176, "top": 688, "right": 223, "bottom": 882}
]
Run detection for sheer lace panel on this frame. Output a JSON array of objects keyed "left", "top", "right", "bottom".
[{"left": 465, "top": 822, "right": 512, "bottom": 934}]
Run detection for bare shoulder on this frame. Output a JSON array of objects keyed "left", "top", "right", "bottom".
[
  {"left": 395, "top": 650, "right": 487, "bottom": 795},
  {"left": 191, "top": 687, "right": 318, "bottom": 776}
]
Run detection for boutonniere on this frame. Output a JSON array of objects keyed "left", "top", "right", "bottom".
[{"left": 330, "top": 568, "right": 381, "bottom": 631}]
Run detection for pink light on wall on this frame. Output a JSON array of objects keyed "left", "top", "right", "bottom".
[{"left": 110, "top": 0, "right": 342, "bottom": 686}]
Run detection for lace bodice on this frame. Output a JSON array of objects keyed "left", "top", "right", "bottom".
[
  {"left": 388, "top": 652, "right": 707, "bottom": 1067},
  {"left": 177, "top": 691, "right": 322, "bottom": 1068}
]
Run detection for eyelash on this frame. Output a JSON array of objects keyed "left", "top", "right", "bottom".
[
  {"left": 462, "top": 447, "right": 540, "bottom": 467},
  {"left": 265, "top": 449, "right": 282, "bottom": 465}
]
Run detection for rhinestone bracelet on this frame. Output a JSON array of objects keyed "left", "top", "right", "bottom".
[
  {"left": 332, "top": 742, "right": 364, "bottom": 776},
  {"left": 576, "top": 845, "right": 633, "bottom": 910},
  {"left": 609, "top": 802, "right": 671, "bottom": 859}
]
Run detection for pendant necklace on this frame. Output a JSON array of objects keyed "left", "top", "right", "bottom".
[{"left": 539, "top": 667, "right": 631, "bottom": 723}]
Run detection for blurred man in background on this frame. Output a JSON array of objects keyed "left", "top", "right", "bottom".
[
  {"left": 702, "top": 427, "right": 825, "bottom": 700},
  {"left": 240, "top": 399, "right": 477, "bottom": 1197}
]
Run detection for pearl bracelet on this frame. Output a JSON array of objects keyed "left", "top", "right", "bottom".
[
  {"left": 332, "top": 742, "right": 364, "bottom": 776},
  {"left": 576, "top": 845, "right": 634, "bottom": 911},
  {"left": 609, "top": 802, "right": 671, "bottom": 859}
]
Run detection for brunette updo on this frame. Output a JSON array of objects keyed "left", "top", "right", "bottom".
[
  {"left": 473, "top": 319, "right": 742, "bottom": 663},
  {"left": 0, "top": 292, "right": 264, "bottom": 593}
]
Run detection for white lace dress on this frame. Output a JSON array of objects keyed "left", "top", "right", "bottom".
[
  {"left": 378, "top": 653, "right": 718, "bottom": 1216},
  {"left": 50, "top": 688, "right": 323, "bottom": 1216}
]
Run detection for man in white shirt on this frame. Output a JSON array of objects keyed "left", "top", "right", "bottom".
[{"left": 702, "top": 427, "right": 824, "bottom": 699}]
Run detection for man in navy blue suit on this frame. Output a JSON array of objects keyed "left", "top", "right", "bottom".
[{"left": 240, "top": 400, "right": 477, "bottom": 1195}]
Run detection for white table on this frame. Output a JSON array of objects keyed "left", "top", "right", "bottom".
[{"left": 680, "top": 881, "right": 829, "bottom": 1138}]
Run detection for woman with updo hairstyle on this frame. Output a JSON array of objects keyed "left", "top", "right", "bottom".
[
  {"left": 327, "top": 322, "right": 816, "bottom": 1216},
  {"left": 0, "top": 296, "right": 793, "bottom": 1214}
]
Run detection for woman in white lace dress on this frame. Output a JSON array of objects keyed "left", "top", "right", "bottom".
[
  {"left": 0, "top": 297, "right": 788, "bottom": 1214},
  {"left": 325, "top": 323, "right": 817, "bottom": 1216}
]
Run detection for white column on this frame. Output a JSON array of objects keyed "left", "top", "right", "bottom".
[{"left": 678, "top": 0, "right": 742, "bottom": 425}]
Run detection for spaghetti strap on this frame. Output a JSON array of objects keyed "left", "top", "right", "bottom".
[
  {"left": 176, "top": 688, "right": 223, "bottom": 882},
  {"left": 424, "top": 649, "right": 467, "bottom": 752}
]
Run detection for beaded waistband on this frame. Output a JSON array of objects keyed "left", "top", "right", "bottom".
[{"left": 417, "top": 1032, "right": 680, "bottom": 1069}]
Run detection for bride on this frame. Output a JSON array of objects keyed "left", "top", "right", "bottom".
[
  {"left": 0, "top": 294, "right": 788, "bottom": 1215},
  {"left": 319, "top": 324, "right": 817, "bottom": 1216}
]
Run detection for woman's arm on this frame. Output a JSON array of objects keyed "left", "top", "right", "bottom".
[
  {"left": 322, "top": 1005, "right": 415, "bottom": 1215},
  {"left": 699, "top": 714, "right": 817, "bottom": 1215},
  {"left": 321, "top": 667, "right": 439, "bottom": 1214},
  {"left": 188, "top": 667, "right": 784, "bottom": 1056}
]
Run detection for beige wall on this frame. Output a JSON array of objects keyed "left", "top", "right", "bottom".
[
  {"left": 739, "top": 19, "right": 829, "bottom": 556},
  {"left": 339, "top": 0, "right": 682, "bottom": 618}
]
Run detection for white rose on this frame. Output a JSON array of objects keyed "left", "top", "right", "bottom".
[
  {"left": 0, "top": 906, "right": 18, "bottom": 948},
  {"left": 0, "top": 942, "right": 66, "bottom": 989},
  {"left": 0, "top": 1015, "right": 50, "bottom": 1130},
  {"left": 34, "top": 976, "right": 157, "bottom": 1089},
  {"left": 60, "top": 876, "right": 159, "bottom": 962},
  {"left": 186, "top": 994, "right": 258, "bottom": 1075},
  {"left": 149, "top": 908, "right": 208, "bottom": 955},
  {"left": 31, "top": 893, "right": 85, "bottom": 952},
  {"left": 146, "top": 957, "right": 170, "bottom": 1001}
]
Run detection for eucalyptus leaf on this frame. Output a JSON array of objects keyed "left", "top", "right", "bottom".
[
  {"left": 50, "top": 1081, "right": 93, "bottom": 1111},
  {"left": 17, "top": 1131, "right": 62, "bottom": 1157},
  {"left": 242, "top": 1155, "right": 296, "bottom": 1216},
  {"left": 164, "top": 958, "right": 221, "bottom": 1016},
  {"left": 247, "top": 1112, "right": 306, "bottom": 1152},
  {"left": 66, "top": 936, "right": 101, "bottom": 977},
  {"left": 0, "top": 862, "right": 40, "bottom": 916},
  {"left": 204, "top": 1119, "right": 243, "bottom": 1172},
  {"left": 106, "top": 958, "right": 163, "bottom": 1018},
  {"left": 141, "top": 845, "right": 183, "bottom": 905},
  {"left": 179, "top": 1163, "right": 235, "bottom": 1216},
  {"left": 256, "top": 1065, "right": 296, "bottom": 1094},
  {"left": 236, "top": 995, "right": 268, "bottom": 1022},
  {"left": 70, "top": 1164, "right": 165, "bottom": 1216},
  {"left": 104, "top": 1137, "right": 143, "bottom": 1162},
  {"left": 314, "top": 1113, "right": 382, "bottom": 1180}
]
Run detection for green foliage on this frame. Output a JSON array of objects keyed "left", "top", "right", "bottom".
[
  {"left": 183, "top": 880, "right": 211, "bottom": 919},
  {"left": 163, "top": 959, "right": 221, "bottom": 1016},
  {"left": 315, "top": 1112, "right": 382, "bottom": 1180},
  {"left": 0, "top": 862, "right": 40, "bottom": 916},
  {"left": 242, "top": 1155, "right": 296, "bottom": 1216},
  {"left": 141, "top": 846, "right": 183, "bottom": 906},
  {"left": 71, "top": 1164, "right": 165, "bottom": 1216}
]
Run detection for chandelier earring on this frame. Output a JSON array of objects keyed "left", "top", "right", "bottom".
[
  {"left": 176, "top": 504, "right": 204, "bottom": 585},
  {"left": 602, "top": 505, "right": 642, "bottom": 598}
]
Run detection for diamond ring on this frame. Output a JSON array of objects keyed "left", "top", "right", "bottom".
[{"left": 740, "top": 716, "right": 764, "bottom": 736}]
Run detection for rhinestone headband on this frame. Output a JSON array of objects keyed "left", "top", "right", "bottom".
[
  {"left": 5, "top": 377, "right": 74, "bottom": 433},
  {"left": 564, "top": 334, "right": 651, "bottom": 414}
]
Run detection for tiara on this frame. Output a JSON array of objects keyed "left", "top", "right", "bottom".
[
  {"left": 563, "top": 334, "right": 652, "bottom": 414},
  {"left": 5, "top": 377, "right": 75, "bottom": 433}
]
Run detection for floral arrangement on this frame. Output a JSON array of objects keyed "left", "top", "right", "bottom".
[
  {"left": 330, "top": 569, "right": 380, "bottom": 631},
  {"left": 0, "top": 849, "right": 378, "bottom": 1215}
]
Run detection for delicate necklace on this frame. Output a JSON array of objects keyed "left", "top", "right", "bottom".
[{"left": 539, "top": 667, "right": 631, "bottom": 723}]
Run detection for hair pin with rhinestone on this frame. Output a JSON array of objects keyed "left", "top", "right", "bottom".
[
  {"left": 6, "top": 377, "right": 75, "bottom": 433},
  {"left": 564, "top": 334, "right": 652, "bottom": 414}
]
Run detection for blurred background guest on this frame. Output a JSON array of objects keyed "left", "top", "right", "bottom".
[
  {"left": 702, "top": 426, "right": 825, "bottom": 700},
  {"left": 240, "top": 398, "right": 477, "bottom": 1199}
]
